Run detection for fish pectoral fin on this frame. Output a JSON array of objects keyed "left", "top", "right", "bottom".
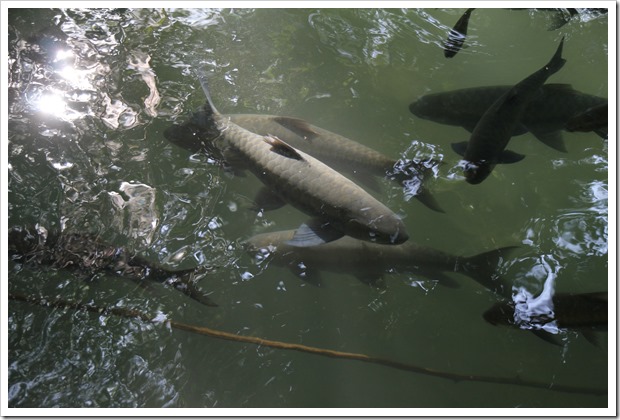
[
  {"left": 263, "top": 135, "right": 305, "bottom": 161},
  {"left": 498, "top": 150, "right": 526, "bottom": 164},
  {"left": 581, "top": 331, "right": 602, "bottom": 348},
  {"left": 273, "top": 116, "right": 320, "bottom": 141},
  {"left": 512, "top": 123, "right": 529, "bottom": 136},
  {"left": 355, "top": 272, "right": 387, "bottom": 289},
  {"left": 290, "top": 265, "right": 323, "bottom": 287},
  {"left": 350, "top": 170, "right": 383, "bottom": 192},
  {"left": 253, "top": 187, "right": 286, "bottom": 212},
  {"left": 529, "top": 129, "right": 567, "bottom": 152},
  {"left": 413, "top": 187, "right": 445, "bottom": 213},
  {"left": 531, "top": 329, "right": 565, "bottom": 346},
  {"left": 286, "top": 220, "right": 344, "bottom": 247},
  {"left": 451, "top": 141, "right": 469, "bottom": 157},
  {"left": 594, "top": 128, "right": 608, "bottom": 139}
]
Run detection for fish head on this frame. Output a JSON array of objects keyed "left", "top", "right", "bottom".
[
  {"left": 409, "top": 94, "right": 456, "bottom": 124},
  {"left": 164, "top": 106, "right": 222, "bottom": 153},
  {"left": 462, "top": 160, "right": 494, "bottom": 185}
]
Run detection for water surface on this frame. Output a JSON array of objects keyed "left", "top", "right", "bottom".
[{"left": 6, "top": 7, "right": 611, "bottom": 409}]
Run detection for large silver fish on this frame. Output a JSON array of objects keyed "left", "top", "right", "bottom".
[
  {"left": 8, "top": 225, "right": 217, "bottom": 307},
  {"left": 165, "top": 79, "right": 409, "bottom": 246},
  {"left": 244, "top": 228, "right": 517, "bottom": 290},
  {"left": 167, "top": 101, "right": 443, "bottom": 212},
  {"left": 409, "top": 84, "right": 606, "bottom": 152},
  {"left": 451, "top": 37, "right": 566, "bottom": 184}
]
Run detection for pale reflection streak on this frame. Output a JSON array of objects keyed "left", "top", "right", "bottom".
[
  {"left": 108, "top": 182, "right": 159, "bottom": 247},
  {"left": 128, "top": 51, "right": 161, "bottom": 118},
  {"left": 510, "top": 255, "right": 561, "bottom": 334}
]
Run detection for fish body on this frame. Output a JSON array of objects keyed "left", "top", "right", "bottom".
[
  {"left": 227, "top": 115, "right": 444, "bottom": 212},
  {"left": 245, "top": 229, "right": 516, "bottom": 290},
  {"left": 483, "top": 291, "right": 607, "bottom": 338},
  {"left": 451, "top": 37, "right": 566, "bottom": 184},
  {"left": 8, "top": 225, "right": 217, "bottom": 307},
  {"left": 229, "top": 114, "right": 396, "bottom": 176},
  {"left": 565, "top": 103, "right": 608, "bottom": 137},
  {"left": 410, "top": 84, "right": 607, "bottom": 150},
  {"left": 166, "top": 80, "right": 409, "bottom": 245},
  {"left": 168, "top": 108, "right": 443, "bottom": 212},
  {"left": 444, "top": 8, "right": 475, "bottom": 58}
]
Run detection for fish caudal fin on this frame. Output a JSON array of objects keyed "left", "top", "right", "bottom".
[
  {"left": 459, "top": 246, "right": 519, "bottom": 297},
  {"left": 195, "top": 68, "right": 219, "bottom": 115},
  {"left": 545, "top": 36, "right": 566, "bottom": 75}
]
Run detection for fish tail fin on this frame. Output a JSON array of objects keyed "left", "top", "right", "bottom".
[
  {"left": 459, "top": 246, "right": 519, "bottom": 295},
  {"left": 546, "top": 36, "right": 566, "bottom": 74},
  {"left": 389, "top": 158, "right": 444, "bottom": 213},
  {"left": 195, "top": 68, "right": 219, "bottom": 115}
]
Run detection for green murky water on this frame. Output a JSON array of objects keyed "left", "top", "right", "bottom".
[{"left": 6, "top": 7, "right": 611, "bottom": 410}]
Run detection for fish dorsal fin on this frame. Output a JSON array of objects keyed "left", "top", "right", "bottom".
[
  {"left": 273, "top": 116, "right": 320, "bottom": 141},
  {"left": 263, "top": 135, "right": 305, "bottom": 161}
]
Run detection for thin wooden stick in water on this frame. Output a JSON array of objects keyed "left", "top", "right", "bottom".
[{"left": 8, "top": 292, "right": 606, "bottom": 397}]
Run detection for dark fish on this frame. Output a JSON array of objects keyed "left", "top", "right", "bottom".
[
  {"left": 565, "top": 103, "right": 608, "bottom": 138},
  {"left": 165, "top": 77, "right": 409, "bottom": 246},
  {"left": 444, "top": 8, "right": 475, "bottom": 58},
  {"left": 506, "top": 8, "right": 608, "bottom": 31},
  {"left": 450, "top": 37, "right": 566, "bottom": 184},
  {"left": 167, "top": 105, "right": 443, "bottom": 212},
  {"left": 8, "top": 225, "right": 218, "bottom": 307},
  {"left": 244, "top": 228, "right": 517, "bottom": 290},
  {"left": 483, "top": 291, "right": 607, "bottom": 346},
  {"left": 410, "top": 84, "right": 607, "bottom": 152}
]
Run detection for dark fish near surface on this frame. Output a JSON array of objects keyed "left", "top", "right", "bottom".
[
  {"left": 451, "top": 37, "right": 566, "bottom": 184},
  {"left": 505, "top": 8, "right": 608, "bottom": 30},
  {"left": 483, "top": 291, "right": 607, "bottom": 346},
  {"left": 410, "top": 84, "right": 607, "bottom": 152},
  {"left": 566, "top": 103, "right": 608, "bottom": 138},
  {"left": 8, "top": 225, "right": 218, "bottom": 307},
  {"left": 244, "top": 228, "right": 517, "bottom": 290},
  {"left": 444, "top": 8, "right": 475, "bottom": 58},
  {"left": 165, "top": 78, "right": 409, "bottom": 246},
  {"left": 167, "top": 103, "right": 443, "bottom": 212}
]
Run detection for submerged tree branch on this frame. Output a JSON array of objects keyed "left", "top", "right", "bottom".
[{"left": 8, "top": 292, "right": 606, "bottom": 397}]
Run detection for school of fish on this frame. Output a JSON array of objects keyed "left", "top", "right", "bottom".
[{"left": 9, "top": 8, "right": 608, "bottom": 346}]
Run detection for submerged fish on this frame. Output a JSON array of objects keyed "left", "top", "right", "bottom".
[
  {"left": 444, "top": 8, "right": 476, "bottom": 58},
  {"left": 505, "top": 8, "right": 608, "bottom": 30},
  {"left": 167, "top": 100, "right": 443, "bottom": 212},
  {"left": 565, "top": 103, "right": 608, "bottom": 138},
  {"left": 410, "top": 84, "right": 607, "bottom": 152},
  {"left": 450, "top": 37, "right": 566, "bottom": 184},
  {"left": 165, "top": 77, "right": 409, "bottom": 246},
  {"left": 483, "top": 291, "right": 607, "bottom": 346},
  {"left": 244, "top": 228, "right": 517, "bottom": 290},
  {"left": 8, "top": 225, "right": 218, "bottom": 307}
]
